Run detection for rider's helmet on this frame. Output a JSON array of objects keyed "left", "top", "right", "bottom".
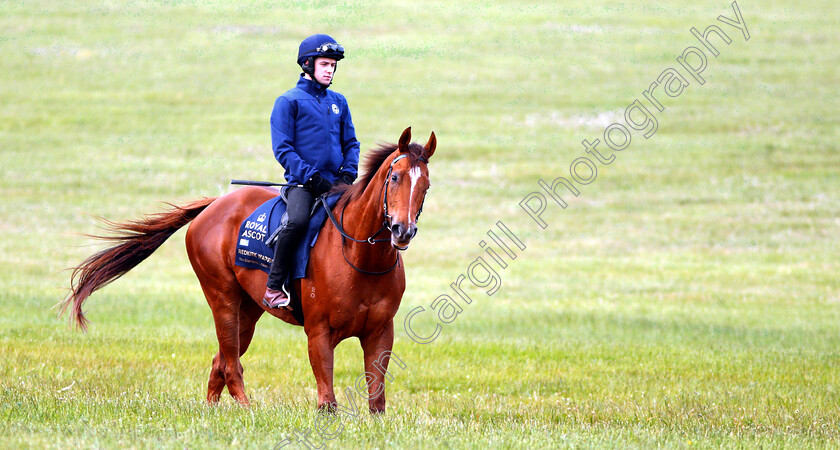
[{"left": 297, "top": 34, "right": 345, "bottom": 77}]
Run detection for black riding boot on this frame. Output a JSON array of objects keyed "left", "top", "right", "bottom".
[
  {"left": 263, "top": 232, "right": 292, "bottom": 308},
  {"left": 267, "top": 226, "right": 297, "bottom": 288},
  {"left": 263, "top": 187, "right": 315, "bottom": 309}
]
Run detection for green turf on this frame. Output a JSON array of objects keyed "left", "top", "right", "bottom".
[{"left": 1, "top": 0, "right": 838, "bottom": 448}]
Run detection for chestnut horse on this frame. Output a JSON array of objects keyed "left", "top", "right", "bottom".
[{"left": 63, "top": 127, "right": 435, "bottom": 412}]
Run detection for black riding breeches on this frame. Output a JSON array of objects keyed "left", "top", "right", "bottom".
[{"left": 266, "top": 187, "right": 315, "bottom": 290}]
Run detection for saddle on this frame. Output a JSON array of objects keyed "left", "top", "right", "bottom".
[{"left": 235, "top": 190, "right": 341, "bottom": 323}]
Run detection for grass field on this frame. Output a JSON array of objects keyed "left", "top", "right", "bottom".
[{"left": 1, "top": 0, "right": 839, "bottom": 448}]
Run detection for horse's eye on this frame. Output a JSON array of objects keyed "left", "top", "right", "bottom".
[{"left": 391, "top": 174, "right": 398, "bottom": 182}]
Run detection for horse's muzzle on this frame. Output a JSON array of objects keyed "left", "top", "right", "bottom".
[{"left": 390, "top": 222, "right": 417, "bottom": 250}]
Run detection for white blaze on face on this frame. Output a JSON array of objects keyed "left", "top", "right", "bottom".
[{"left": 408, "top": 166, "right": 422, "bottom": 225}]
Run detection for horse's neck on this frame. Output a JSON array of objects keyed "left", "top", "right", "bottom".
[
  {"left": 346, "top": 171, "right": 388, "bottom": 237},
  {"left": 339, "top": 166, "right": 395, "bottom": 254}
]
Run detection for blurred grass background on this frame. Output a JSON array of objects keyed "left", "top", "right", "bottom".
[{"left": 1, "top": 0, "right": 838, "bottom": 448}]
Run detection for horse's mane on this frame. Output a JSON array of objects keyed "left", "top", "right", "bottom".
[{"left": 332, "top": 141, "right": 428, "bottom": 209}]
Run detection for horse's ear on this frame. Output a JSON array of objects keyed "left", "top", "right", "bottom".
[
  {"left": 424, "top": 131, "right": 436, "bottom": 160},
  {"left": 398, "top": 127, "right": 412, "bottom": 153}
]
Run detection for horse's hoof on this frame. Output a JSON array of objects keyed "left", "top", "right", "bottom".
[{"left": 317, "top": 402, "right": 337, "bottom": 415}]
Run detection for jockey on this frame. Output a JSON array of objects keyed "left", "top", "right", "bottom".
[{"left": 263, "top": 33, "right": 361, "bottom": 309}]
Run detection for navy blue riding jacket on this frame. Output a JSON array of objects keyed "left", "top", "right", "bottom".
[{"left": 270, "top": 76, "right": 361, "bottom": 185}]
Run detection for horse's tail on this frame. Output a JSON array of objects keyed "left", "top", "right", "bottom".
[{"left": 62, "top": 197, "right": 217, "bottom": 331}]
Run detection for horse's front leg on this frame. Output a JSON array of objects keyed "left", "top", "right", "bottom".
[
  {"left": 360, "top": 320, "right": 396, "bottom": 414},
  {"left": 306, "top": 326, "right": 337, "bottom": 411}
]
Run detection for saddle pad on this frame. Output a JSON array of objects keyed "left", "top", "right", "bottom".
[{"left": 234, "top": 193, "right": 341, "bottom": 280}]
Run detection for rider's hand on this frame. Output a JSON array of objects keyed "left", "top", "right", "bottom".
[
  {"left": 335, "top": 171, "right": 355, "bottom": 187},
  {"left": 304, "top": 172, "right": 332, "bottom": 196}
]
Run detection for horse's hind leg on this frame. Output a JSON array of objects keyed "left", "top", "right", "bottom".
[
  {"left": 236, "top": 298, "right": 264, "bottom": 357},
  {"left": 206, "top": 291, "right": 264, "bottom": 404},
  {"left": 202, "top": 285, "right": 260, "bottom": 406},
  {"left": 207, "top": 351, "right": 226, "bottom": 403}
]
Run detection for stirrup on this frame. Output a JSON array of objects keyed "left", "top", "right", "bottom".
[{"left": 263, "top": 285, "right": 291, "bottom": 310}]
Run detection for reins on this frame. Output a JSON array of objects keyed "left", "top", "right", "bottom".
[
  {"left": 320, "top": 197, "right": 391, "bottom": 244},
  {"left": 319, "top": 197, "right": 400, "bottom": 275}
]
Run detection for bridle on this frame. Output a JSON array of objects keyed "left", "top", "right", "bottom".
[
  {"left": 320, "top": 152, "right": 427, "bottom": 275},
  {"left": 382, "top": 154, "right": 427, "bottom": 234}
]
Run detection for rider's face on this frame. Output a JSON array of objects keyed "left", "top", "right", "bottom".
[{"left": 311, "top": 57, "right": 336, "bottom": 86}]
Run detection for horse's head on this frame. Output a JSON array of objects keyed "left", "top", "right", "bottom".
[{"left": 383, "top": 127, "right": 436, "bottom": 250}]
